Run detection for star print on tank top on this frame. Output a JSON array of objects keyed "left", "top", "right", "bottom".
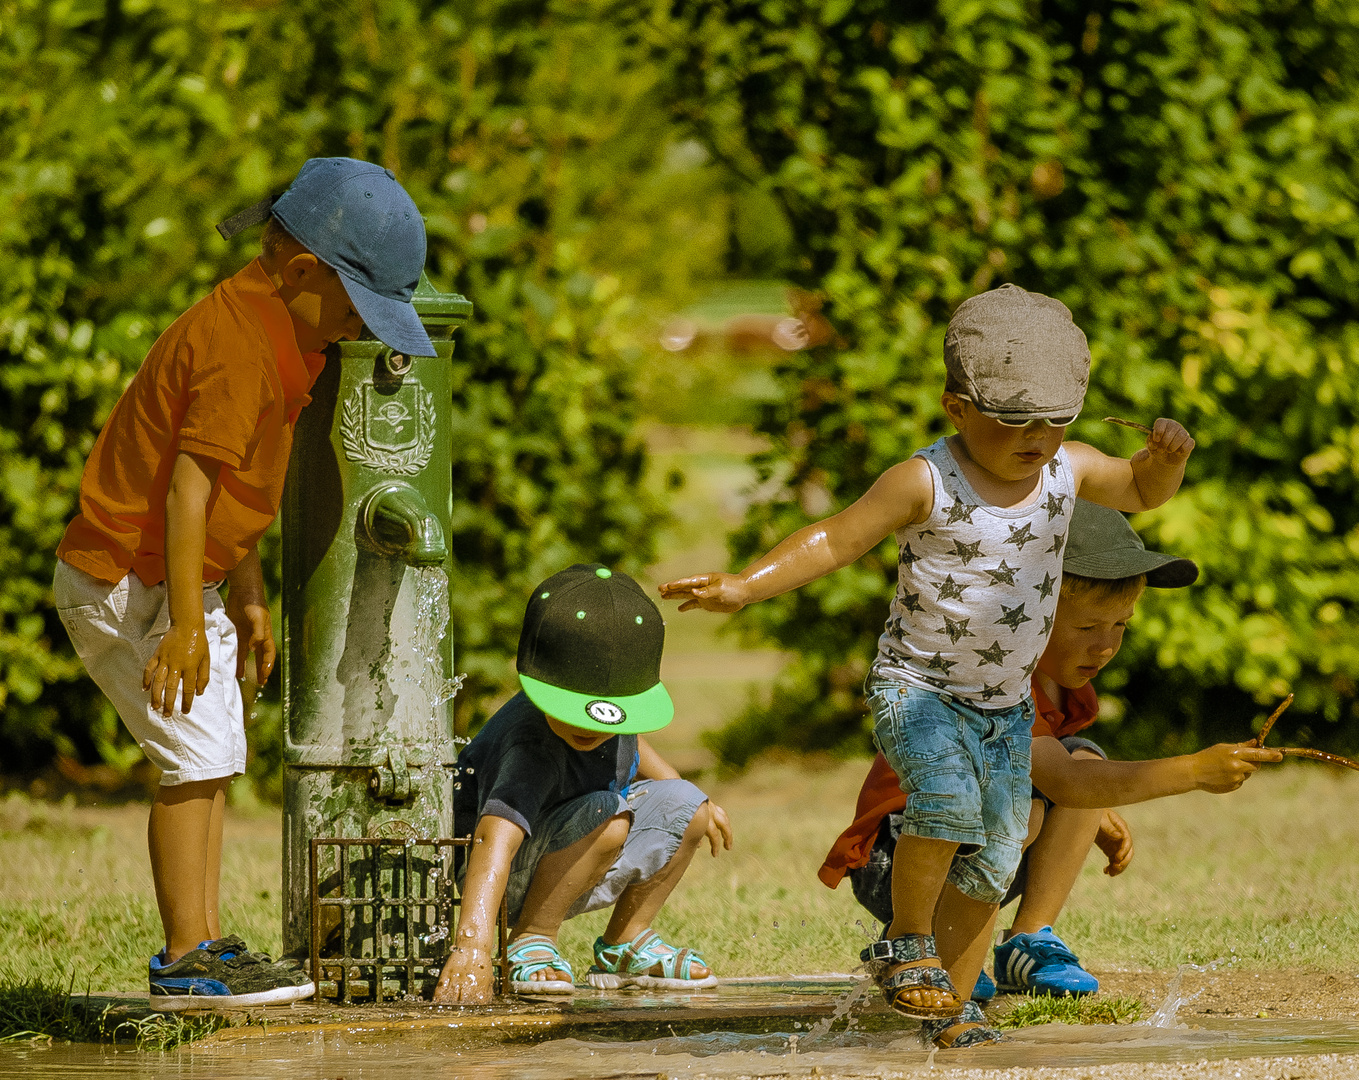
[{"left": 872, "top": 438, "right": 1076, "bottom": 708}]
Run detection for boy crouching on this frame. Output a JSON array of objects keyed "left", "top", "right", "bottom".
[{"left": 435, "top": 565, "right": 733, "bottom": 1003}]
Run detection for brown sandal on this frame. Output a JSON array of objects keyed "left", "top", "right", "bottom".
[
  {"left": 922, "top": 1001, "right": 1003, "bottom": 1048},
  {"left": 860, "top": 934, "right": 965, "bottom": 1020}
]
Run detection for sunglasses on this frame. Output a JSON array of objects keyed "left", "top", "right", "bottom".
[{"left": 958, "top": 396, "right": 1077, "bottom": 428}]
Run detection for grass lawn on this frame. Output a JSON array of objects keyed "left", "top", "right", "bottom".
[{"left": 2, "top": 760, "right": 1357, "bottom": 993}]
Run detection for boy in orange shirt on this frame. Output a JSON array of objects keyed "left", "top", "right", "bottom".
[
  {"left": 53, "top": 158, "right": 435, "bottom": 1009},
  {"left": 820, "top": 499, "right": 1281, "bottom": 1046}
]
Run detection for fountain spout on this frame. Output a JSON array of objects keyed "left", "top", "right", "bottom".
[{"left": 359, "top": 482, "right": 447, "bottom": 566}]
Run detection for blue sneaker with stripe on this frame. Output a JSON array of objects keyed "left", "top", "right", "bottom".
[
  {"left": 993, "top": 926, "right": 1098, "bottom": 997},
  {"left": 149, "top": 935, "right": 314, "bottom": 1011}
]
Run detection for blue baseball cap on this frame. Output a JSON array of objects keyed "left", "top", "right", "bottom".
[{"left": 269, "top": 157, "right": 435, "bottom": 357}]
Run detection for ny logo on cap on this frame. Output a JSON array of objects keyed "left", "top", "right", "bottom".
[{"left": 586, "top": 701, "right": 627, "bottom": 726}]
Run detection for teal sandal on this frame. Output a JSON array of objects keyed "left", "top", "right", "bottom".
[
  {"left": 585, "top": 928, "right": 718, "bottom": 990},
  {"left": 507, "top": 934, "right": 575, "bottom": 995}
]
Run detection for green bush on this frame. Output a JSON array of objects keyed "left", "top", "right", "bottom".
[
  {"left": 0, "top": 0, "right": 725, "bottom": 780},
  {"left": 659, "top": 0, "right": 1359, "bottom": 764}
]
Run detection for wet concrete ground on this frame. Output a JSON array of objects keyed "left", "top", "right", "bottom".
[
  {"left": 80, "top": 967, "right": 1359, "bottom": 1034},
  {"left": 16, "top": 970, "right": 1351, "bottom": 1080}
]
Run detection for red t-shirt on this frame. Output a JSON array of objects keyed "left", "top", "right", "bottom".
[
  {"left": 817, "top": 678, "right": 1100, "bottom": 888},
  {"left": 57, "top": 259, "right": 324, "bottom": 585}
]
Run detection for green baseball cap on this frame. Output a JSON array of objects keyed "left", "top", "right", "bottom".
[
  {"left": 1063, "top": 499, "right": 1199, "bottom": 588},
  {"left": 516, "top": 564, "right": 674, "bottom": 734}
]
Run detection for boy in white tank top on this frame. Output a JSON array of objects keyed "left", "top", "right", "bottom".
[{"left": 662, "top": 284, "right": 1195, "bottom": 1048}]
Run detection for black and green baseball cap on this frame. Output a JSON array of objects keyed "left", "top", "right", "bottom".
[
  {"left": 516, "top": 564, "right": 674, "bottom": 734},
  {"left": 1063, "top": 499, "right": 1199, "bottom": 588}
]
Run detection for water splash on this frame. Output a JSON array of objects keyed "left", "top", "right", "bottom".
[
  {"left": 1145, "top": 961, "right": 1220, "bottom": 1028},
  {"left": 804, "top": 976, "right": 875, "bottom": 1039}
]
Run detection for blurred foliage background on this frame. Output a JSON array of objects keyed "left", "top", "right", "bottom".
[{"left": 4, "top": 0, "right": 1359, "bottom": 795}]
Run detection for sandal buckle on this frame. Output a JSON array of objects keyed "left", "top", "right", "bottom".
[{"left": 859, "top": 933, "right": 937, "bottom": 966}]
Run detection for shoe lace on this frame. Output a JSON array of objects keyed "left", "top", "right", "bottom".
[
  {"left": 204, "top": 936, "right": 273, "bottom": 967},
  {"left": 1018, "top": 935, "right": 1081, "bottom": 967}
]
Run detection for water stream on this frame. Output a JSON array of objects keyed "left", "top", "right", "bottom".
[{"left": 409, "top": 566, "right": 464, "bottom": 716}]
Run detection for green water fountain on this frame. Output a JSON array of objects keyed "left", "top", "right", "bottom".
[{"left": 279, "top": 274, "right": 477, "bottom": 999}]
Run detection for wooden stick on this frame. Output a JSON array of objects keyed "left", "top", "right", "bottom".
[
  {"left": 1251, "top": 693, "right": 1294, "bottom": 748},
  {"left": 1103, "top": 416, "right": 1153, "bottom": 435},
  {"left": 1278, "top": 747, "right": 1359, "bottom": 772}
]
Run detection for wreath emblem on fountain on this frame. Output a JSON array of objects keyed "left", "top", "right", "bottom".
[{"left": 340, "top": 379, "right": 436, "bottom": 475}]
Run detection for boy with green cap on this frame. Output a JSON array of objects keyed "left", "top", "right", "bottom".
[
  {"left": 434, "top": 564, "right": 733, "bottom": 1004},
  {"left": 822, "top": 499, "right": 1281, "bottom": 1047}
]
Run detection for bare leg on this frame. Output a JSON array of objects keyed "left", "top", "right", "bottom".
[
  {"left": 602, "top": 801, "right": 711, "bottom": 978},
  {"left": 148, "top": 776, "right": 232, "bottom": 962},
  {"left": 883, "top": 833, "right": 959, "bottom": 1011},
  {"left": 513, "top": 812, "right": 630, "bottom": 983},
  {"left": 1006, "top": 752, "right": 1104, "bottom": 939},
  {"left": 928, "top": 884, "right": 1002, "bottom": 1043},
  {"left": 935, "top": 884, "right": 1000, "bottom": 1001},
  {"left": 204, "top": 782, "right": 227, "bottom": 941}
]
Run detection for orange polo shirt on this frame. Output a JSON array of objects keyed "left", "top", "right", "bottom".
[
  {"left": 57, "top": 259, "right": 325, "bottom": 586},
  {"left": 817, "top": 678, "right": 1100, "bottom": 887}
]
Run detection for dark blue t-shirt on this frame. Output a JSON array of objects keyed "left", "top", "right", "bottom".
[{"left": 453, "top": 691, "right": 638, "bottom": 838}]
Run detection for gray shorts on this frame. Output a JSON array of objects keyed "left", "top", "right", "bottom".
[
  {"left": 487, "top": 777, "right": 708, "bottom": 926},
  {"left": 848, "top": 735, "right": 1105, "bottom": 922}
]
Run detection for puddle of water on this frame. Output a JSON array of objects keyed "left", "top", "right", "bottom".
[{"left": 6, "top": 1015, "right": 1359, "bottom": 1079}]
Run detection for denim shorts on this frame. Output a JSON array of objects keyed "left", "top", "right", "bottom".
[
  {"left": 850, "top": 733, "right": 1101, "bottom": 920},
  {"left": 487, "top": 777, "right": 708, "bottom": 927},
  {"left": 868, "top": 680, "right": 1032, "bottom": 904}
]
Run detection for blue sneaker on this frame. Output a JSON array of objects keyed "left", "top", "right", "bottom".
[
  {"left": 993, "top": 927, "right": 1098, "bottom": 997},
  {"left": 971, "top": 968, "right": 996, "bottom": 1003},
  {"left": 149, "top": 935, "right": 314, "bottom": 1011}
]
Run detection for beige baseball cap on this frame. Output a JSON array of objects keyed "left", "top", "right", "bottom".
[{"left": 944, "top": 284, "right": 1090, "bottom": 422}]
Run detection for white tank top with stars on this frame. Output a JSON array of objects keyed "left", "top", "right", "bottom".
[{"left": 870, "top": 437, "right": 1077, "bottom": 710}]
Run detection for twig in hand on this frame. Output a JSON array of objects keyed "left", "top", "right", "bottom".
[
  {"left": 1278, "top": 747, "right": 1359, "bottom": 773},
  {"left": 1251, "top": 693, "right": 1294, "bottom": 748},
  {"left": 1248, "top": 691, "right": 1359, "bottom": 772},
  {"left": 1103, "top": 416, "right": 1154, "bottom": 435}
]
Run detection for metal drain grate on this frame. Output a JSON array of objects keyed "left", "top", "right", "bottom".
[{"left": 309, "top": 836, "right": 509, "bottom": 1002}]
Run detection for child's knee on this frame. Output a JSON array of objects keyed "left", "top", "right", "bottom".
[
  {"left": 684, "top": 799, "right": 711, "bottom": 840},
  {"left": 1024, "top": 798, "right": 1046, "bottom": 848},
  {"left": 598, "top": 811, "right": 631, "bottom": 852}
]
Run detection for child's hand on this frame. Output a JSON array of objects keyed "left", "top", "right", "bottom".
[
  {"left": 658, "top": 573, "right": 750, "bottom": 613},
  {"left": 434, "top": 944, "right": 494, "bottom": 1006},
  {"left": 706, "top": 802, "right": 734, "bottom": 856},
  {"left": 227, "top": 594, "right": 277, "bottom": 685},
  {"left": 143, "top": 622, "right": 211, "bottom": 716},
  {"left": 1095, "top": 810, "right": 1133, "bottom": 876},
  {"left": 1133, "top": 418, "right": 1195, "bottom": 469},
  {"left": 1190, "top": 742, "right": 1283, "bottom": 793}
]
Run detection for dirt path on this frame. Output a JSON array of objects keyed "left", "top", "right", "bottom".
[{"left": 1092, "top": 968, "right": 1359, "bottom": 1021}]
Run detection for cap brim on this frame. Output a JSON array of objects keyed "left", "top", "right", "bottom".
[
  {"left": 1064, "top": 550, "right": 1199, "bottom": 589},
  {"left": 340, "top": 274, "right": 437, "bottom": 357},
  {"left": 519, "top": 674, "right": 674, "bottom": 735},
  {"left": 978, "top": 402, "right": 1084, "bottom": 423}
]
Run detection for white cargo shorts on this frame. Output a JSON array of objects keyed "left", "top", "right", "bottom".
[{"left": 53, "top": 560, "right": 246, "bottom": 786}]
